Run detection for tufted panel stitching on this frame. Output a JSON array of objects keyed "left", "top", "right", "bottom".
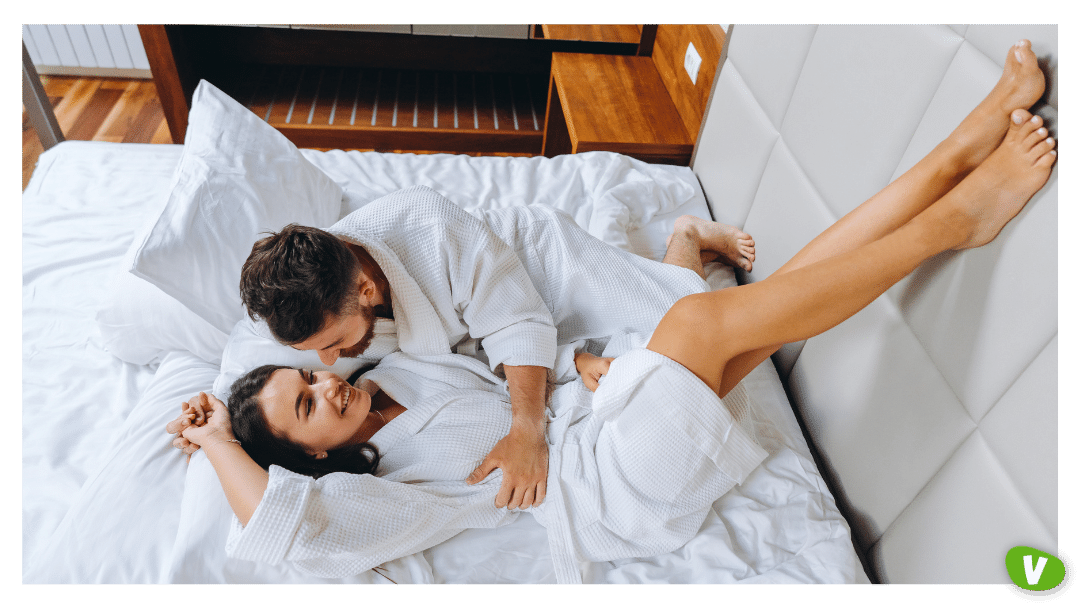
[
  {"left": 772, "top": 25, "right": 819, "bottom": 134},
  {"left": 978, "top": 422, "right": 1058, "bottom": 537},
  {"left": 719, "top": 62, "right": 783, "bottom": 230}
]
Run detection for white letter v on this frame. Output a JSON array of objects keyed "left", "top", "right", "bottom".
[{"left": 1024, "top": 554, "right": 1048, "bottom": 585}]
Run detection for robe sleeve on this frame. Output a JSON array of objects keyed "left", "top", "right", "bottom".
[
  {"left": 226, "top": 465, "right": 512, "bottom": 578},
  {"left": 443, "top": 207, "right": 557, "bottom": 372}
]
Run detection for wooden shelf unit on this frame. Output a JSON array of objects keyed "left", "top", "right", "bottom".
[
  {"left": 139, "top": 25, "right": 643, "bottom": 154},
  {"left": 215, "top": 63, "right": 549, "bottom": 153}
]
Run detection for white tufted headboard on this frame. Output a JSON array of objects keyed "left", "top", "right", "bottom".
[{"left": 692, "top": 25, "right": 1058, "bottom": 583}]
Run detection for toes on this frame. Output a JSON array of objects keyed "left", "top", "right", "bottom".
[
  {"left": 1030, "top": 136, "right": 1055, "bottom": 158},
  {"left": 1034, "top": 149, "right": 1057, "bottom": 169},
  {"left": 1012, "top": 39, "right": 1032, "bottom": 63},
  {"left": 1011, "top": 108, "right": 1032, "bottom": 126},
  {"left": 1024, "top": 127, "right": 1051, "bottom": 149}
]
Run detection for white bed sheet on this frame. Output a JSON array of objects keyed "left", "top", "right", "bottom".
[{"left": 22, "top": 141, "right": 867, "bottom": 583}]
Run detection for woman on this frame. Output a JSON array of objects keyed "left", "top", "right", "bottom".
[{"left": 169, "top": 40, "right": 1054, "bottom": 582}]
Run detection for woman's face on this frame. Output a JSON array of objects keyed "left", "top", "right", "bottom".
[{"left": 259, "top": 368, "right": 372, "bottom": 456}]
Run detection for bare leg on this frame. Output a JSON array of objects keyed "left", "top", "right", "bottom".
[
  {"left": 710, "top": 39, "right": 1046, "bottom": 395},
  {"left": 648, "top": 108, "right": 1056, "bottom": 395}
]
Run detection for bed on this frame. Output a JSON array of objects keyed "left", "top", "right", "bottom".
[{"left": 22, "top": 24, "right": 1058, "bottom": 586}]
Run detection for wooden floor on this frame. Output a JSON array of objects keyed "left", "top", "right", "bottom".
[
  {"left": 23, "top": 75, "right": 536, "bottom": 191},
  {"left": 23, "top": 76, "right": 171, "bottom": 190}
]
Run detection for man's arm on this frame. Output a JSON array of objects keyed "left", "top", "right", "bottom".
[{"left": 466, "top": 364, "right": 548, "bottom": 509}]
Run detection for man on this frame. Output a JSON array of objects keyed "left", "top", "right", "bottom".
[{"left": 184, "top": 185, "right": 755, "bottom": 511}]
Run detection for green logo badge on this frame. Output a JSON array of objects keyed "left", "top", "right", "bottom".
[{"left": 1006, "top": 546, "right": 1066, "bottom": 591}]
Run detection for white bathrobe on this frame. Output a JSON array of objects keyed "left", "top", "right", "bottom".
[
  {"left": 222, "top": 186, "right": 765, "bottom": 582},
  {"left": 214, "top": 185, "right": 707, "bottom": 396},
  {"left": 325, "top": 184, "right": 710, "bottom": 376},
  {"left": 226, "top": 352, "right": 768, "bottom": 583}
]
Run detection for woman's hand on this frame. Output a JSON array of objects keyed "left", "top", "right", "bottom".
[
  {"left": 166, "top": 392, "right": 235, "bottom": 455},
  {"left": 574, "top": 352, "right": 614, "bottom": 392}
]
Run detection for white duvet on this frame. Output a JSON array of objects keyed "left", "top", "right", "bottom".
[{"left": 22, "top": 141, "right": 868, "bottom": 583}]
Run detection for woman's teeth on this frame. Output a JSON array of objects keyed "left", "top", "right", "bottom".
[{"left": 342, "top": 387, "right": 351, "bottom": 415}]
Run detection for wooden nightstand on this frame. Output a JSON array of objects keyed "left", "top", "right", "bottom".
[
  {"left": 541, "top": 25, "right": 726, "bottom": 166},
  {"left": 543, "top": 52, "right": 692, "bottom": 165}
]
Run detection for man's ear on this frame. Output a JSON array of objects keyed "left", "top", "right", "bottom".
[
  {"left": 356, "top": 274, "right": 377, "bottom": 307},
  {"left": 311, "top": 451, "right": 329, "bottom": 460}
]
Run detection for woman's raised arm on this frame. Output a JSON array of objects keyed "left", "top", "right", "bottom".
[{"left": 166, "top": 392, "right": 268, "bottom": 526}]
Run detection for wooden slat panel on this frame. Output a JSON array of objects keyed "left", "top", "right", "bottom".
[
  {"left": 436, "top": 71, "right": 456, "bottom": 129},
  {"left": 651, "top": 24, "right": 725, "bottom": 144},
  {"left": 333, "top": 68, "right": 362, "bottom": 126},
  {"left": 287, "top": 66, "right": 323, "bottom": 124},
  {"left": 509, "top": 73, "right": 538, "bottom": 131},
  {"left": 373, "top": 70, "right": 397, "bottom": 128},
  {"left": 491, "top": 73, "right": 516, "bottom": 130},
  {"left": 415, "top": 71, "right": 437, "bottom": 129},
  {"left": 266, "top": 65, "right": 304, "bottom": 124},
  {"left": 472, "top": 73, "right": 496, "bottom": 130},
  {"left": 276, "top": 123, "right": 542, "bottom": 154},
  {"left": 396, "top": 69, "right": 418, "bottom": 128},
  {"left": 310, "top": 67, "right": 343, "bottom": 126},
  {"left": 242, "top": 64, "right": 277, "bottom": 121},
  {"left": 354, "top": 69, "right": 382, "bottom": 127}
]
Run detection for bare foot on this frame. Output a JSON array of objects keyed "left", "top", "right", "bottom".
[
  {"left": 947, "top": 108, "right": 1056, "bottom": 249},
  {"left": 945, "top": 39, "right": 1046, "bottom": 173},
  {"left": 668, "top": 215, "right": 756, "bottom": 272}
]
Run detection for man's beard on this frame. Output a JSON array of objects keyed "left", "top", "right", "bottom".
[{"left": 338, "top": 304, "right": 376, "bottom": 358}]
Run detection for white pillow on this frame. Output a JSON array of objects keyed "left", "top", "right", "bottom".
[
  {"left": 128, "top": 79, "right": 344, "bottom": 333},
  {"left": 97, "top": 266, "right": 230, "bottom": 366}
]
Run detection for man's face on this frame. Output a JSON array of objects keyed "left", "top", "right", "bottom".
[{"left": 292, "top": 304, "right": 376, "bottom": 365}]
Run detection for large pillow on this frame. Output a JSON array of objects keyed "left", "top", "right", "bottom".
[
  {"left": 128, "top": 80, "right": 344, "bottom": 333},
  {"left": 97, "top": 252, "right": 230, "bottom": 366}
]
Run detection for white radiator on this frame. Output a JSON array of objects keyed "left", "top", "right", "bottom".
[{"left": 23, "top": 24, "right": 151, "bottom": 77}]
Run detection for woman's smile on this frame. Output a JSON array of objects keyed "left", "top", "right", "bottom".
[{"left": 259, "top": 368, "right": 374, "bottom": 455}]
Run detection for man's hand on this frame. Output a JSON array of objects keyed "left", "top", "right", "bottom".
[
  {"left": 466, "top": 423, "right": 548, "bottom": 509},
  {"left": 467, "top": 364, "right": 549, "bottom": 509}
]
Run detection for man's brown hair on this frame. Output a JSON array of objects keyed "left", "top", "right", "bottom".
[{"left": 240, "top": 224, "right": 360, "bottom": 344}]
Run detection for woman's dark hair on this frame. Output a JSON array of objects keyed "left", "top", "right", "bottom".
[
  {"left": 239, "top": 224, "right": 362, "bottom": 345},
  {"left": 227, "top": 364, "right": 380, "bottom": 479}
]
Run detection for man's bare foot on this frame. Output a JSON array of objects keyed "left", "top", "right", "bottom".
[
  {"left": 667, "top": 215, "right": 756, "bottom": 272},
  {"left": 945, "top": 39, "right": 1046, "bottom": 173},
  {"left": 945, "top": 108, "right": 1056, "bottom": 249}
]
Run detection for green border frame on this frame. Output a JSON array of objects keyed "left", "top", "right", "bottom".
[{"left": 10, "top": 2, "right": 1071, "bottom": 604}]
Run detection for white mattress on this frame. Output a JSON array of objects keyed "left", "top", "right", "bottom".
[{"left": 22, "top": 141, "right": 867, "bottom": 583}]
